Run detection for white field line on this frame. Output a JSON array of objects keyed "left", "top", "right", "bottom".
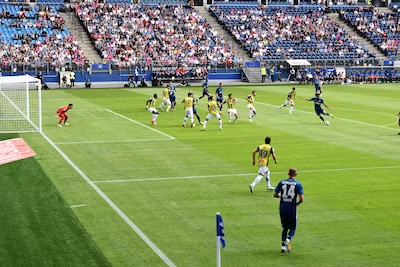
[
  {"left": 70, "top": 204, "right": 87, "bottom": 208},
  {"left": 39, "top": 131, "right": 176, "bottom": 267},
  {"left": 92, "top": 165, "right": 400, "bottom": 184},
  {"left": 382, "top": 122, "right": 399, "bottom": 127},
  {"left": 42, "top": 109, "right": 106, "bottom": 112},
  {"left": 55, "top": 138, "right": 171, "bottom": 145},
  {"left": 243, "top": 99, "right": 399, "bottom": 131},
  {"left": 106, "top": 109, "right": 176, "bottom": 139}
]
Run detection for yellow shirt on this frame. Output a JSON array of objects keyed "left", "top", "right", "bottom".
[
  {"left": 247, "top": 95, "right": 255, "bottom": 105},
  {"left": 163, "top": 88, "right": 169, "bottom": 99},
  {"left": 146, "top": 98, "right": 156, "bottom": 108},
  {"left": 208, "top": 100, "right": 218, "bottom": 115},
  {"left": 287, "top": 91, "right": 296, "bottom": 100},
  {"left": 70, "top": 72, "right": 75, "bottom": 79},
  {"left": 183, "top": 97, "right": 193, "bottom": 110},
  {"left": 256, "top": 144, "right": 274, "bottom": 167},
  {"left": 226, "top": 98, "right": 236, "bottom": 109}
]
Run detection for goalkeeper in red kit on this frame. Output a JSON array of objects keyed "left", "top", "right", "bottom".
[{"left": 56, "top": 104, "right": 73, "bottom": 127}]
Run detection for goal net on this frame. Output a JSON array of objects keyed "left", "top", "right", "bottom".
[{"left": 0, "top": 75, "right": 42, "bottom": 133}]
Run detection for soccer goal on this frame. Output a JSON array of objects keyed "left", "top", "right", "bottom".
[{"left": 0, "top": 75, "right": 42, "bottom": 133}]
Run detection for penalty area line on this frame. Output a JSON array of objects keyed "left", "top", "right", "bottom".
[
  {"left": 244, "top": 99, "right": 399, "bottom": 131},
  {"left": 39, "top": 131, "right": 176, "bottom": 267},
  {"left": 70, "top": 204, "right": 87, "bottom": 208},
  {"left": 93, "top": 165, "right": 400, "bottom": 183},
  {"left": 105, "top": 109, "right": 176, "bottom": 140},
  {"left": 55, "top": 138, "right": 172, "bottom": 145}
]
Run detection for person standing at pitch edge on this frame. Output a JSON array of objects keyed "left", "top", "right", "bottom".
[
  {"left": 274, "top": 168, "right": 304, "bottom": 253},
  {"left": 134, "top": 66, "right": 139, "bottom": 87},
  {"left": 70, "top": 71, "right": 75, "bottom": 88},
  {"left": 261, "top": 65, "right": 266, "bottom": 83},
  {"left": 249, "top": 136, "right": 277, "bottom": 193}
]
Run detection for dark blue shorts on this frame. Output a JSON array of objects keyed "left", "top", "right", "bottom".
[
  {"left": 315, "top": 108, "right": 325, "bottom": 116},
  {"left": 280, "top": 211, "right": 297, "bottom": 229},
  {"left": 170, "top": 96, "right": 176, "bottom": 102},
  {"left": 216, "top": 96, "right": 224, "bottom": 103},
  {"left": 193, "top": 107, "right": 197, "bottom": 114}
]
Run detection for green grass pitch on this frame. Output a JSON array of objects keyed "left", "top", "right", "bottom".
[{"left": 1, "top": 83, "right": 400, "bottom": 266}]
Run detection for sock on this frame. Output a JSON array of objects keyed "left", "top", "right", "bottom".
[
  {"left": 58, "top": 118, "right": 63, "bottom": 124},
  {"left": 265, "top": 171, "right": 271, "bottom": 187},
  {"left": 325, "top": 112, "right": 330, "bottom": 116},
  {"left": 199, "top": 95, "right": 203, "bottom": 99},
  {"left": 288, "top": 229, "right": 296, "bottom": 240},
  {"left": 234, "top": 116, "right": 238, "bottom": 122},
  {"left": 183, "top": 117, "right": 187, "bottom": 125},
  {"left": 196, "top": 114, "right": 201, "bottom": 123},
  {"left": 190, "top": 117, "right": 194, "bottom": 124},
  {"left": 228, "top": 112, "right": 232, "bottom": 120},
  {"left": 64, "top": 117, "right": 68, "bottom": 124},
  {"left": 249, "top": 110, "right": 253, "bottom": 119},
  {"left": 166, "top": 105, "right": 171, "bottom": 112},
  {"left": 219, "top": 119, "right": 222, "bottom": 129},
  {"left": 160, "top": 103, "right": 165, "bottom": 109},
  {"left": 202, "top": 120, "right": 207, "bottom": 129},
  {"left": 152, "top": 114, "right": 159, "bottom": 121},
  {"left": 251, "top": 175, "right": 263, "bottom": 187},
  {"left": 319, "top": 115, "right": 325, "bottom": 122},
  {"left": 280, "top": 104, "right": 285, "bottom": 109},
  {"left": 282, "top": 228, "right": 289, "bottom": 242},
  {"left": 289, "top": 106, "right": 294, "bottom": 113}
]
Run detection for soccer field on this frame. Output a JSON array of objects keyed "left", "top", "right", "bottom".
[{"left": 1, "top": 83, "right": 400, "bottom": 267}]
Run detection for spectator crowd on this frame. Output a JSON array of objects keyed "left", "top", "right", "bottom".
[
  {"left": 211, "top": 5, "right": 375, "bottom": 60},
  {"left": 73, "top": 2, "right": 239, "bottom": 67},
  {"left": 0, "top": 4, "right": 86, "bottom": 66}
]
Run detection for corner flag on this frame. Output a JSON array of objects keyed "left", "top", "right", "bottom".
[{"left": 216, "top": 212, "right": 225, "bottom": 267}]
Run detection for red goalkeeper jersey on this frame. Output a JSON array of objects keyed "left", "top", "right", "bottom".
[{"left": 57, "top": 106, "right": 69, "bottom": 114}]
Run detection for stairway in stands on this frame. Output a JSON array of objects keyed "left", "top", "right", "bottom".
[
  {"left": 327, "top": 13, "right": 387, "bottom": 59},
  {"left": 62, "top": 11, "right": 103, "bottom": 63},
  {"left": 194, "top": 6, "right": 252, "bottom": 63}
]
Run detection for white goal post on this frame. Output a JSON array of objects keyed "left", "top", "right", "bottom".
[{"left": 0, "top": 75, "right": 42, "bottom": 133}]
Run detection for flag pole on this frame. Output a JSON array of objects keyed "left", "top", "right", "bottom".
[{"left": 216, "top": 212, "right": 221, "bottom": 267}]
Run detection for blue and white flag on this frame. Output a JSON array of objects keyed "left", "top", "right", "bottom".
[{"left": 216, "top": 213, "right": 226, "bottom": 248}]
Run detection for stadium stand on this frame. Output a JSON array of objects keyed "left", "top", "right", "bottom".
[
  {"left": 73, "top": 2, "right": 237, "bottom": 67},
  {"left": 0, "top": 3, "right": 86, "bottom": 66},
  {"left": 210, "top": 4, "right": 375, "bottom": 62},
  {"left": 340, "top": 8, "right": 400, "bottom": 58}
]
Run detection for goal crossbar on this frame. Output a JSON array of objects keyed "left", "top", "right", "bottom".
[{"left": 0, "top": 75, "right": 42, "bottom": 133}]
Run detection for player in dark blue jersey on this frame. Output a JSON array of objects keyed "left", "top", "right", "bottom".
[
  {"left": 168, "top": 82, "right": 178, "bottom": 111},
  {"left": 192, "top": 96, "right": 202, "bottom": 124},
  {"left": 313, "top": 75, "right": 323, "bottom": 95},
  {"left": 215, "top": 82, "right": 224, "bottom": 111},
  {"left": 274, "top": 168, "right": 304, "bottom": 253},
  {"left": 199, "top": 78, "right": 210, "bottom": 100},
  {"left": 305, "top": 94, "right": 334, "bottom": 123}
]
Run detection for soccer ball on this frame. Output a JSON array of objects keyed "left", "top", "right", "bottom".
[{"left": 324, "top": 121, "right": 330, "bottom": 126}]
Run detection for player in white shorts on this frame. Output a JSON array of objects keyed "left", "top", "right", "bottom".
[
  {"left": 223, "top": 94, "right": 239, "bottom": 123},
  {"left": 201, "top": 96, "right": 222, "bottom": 131},
  {"left": 146, "top": 94, "right": 159, "bottom": 125},
  {"left": 159, "top": 87, "right": 171, "bottom": 112},
  {"left": 279, "top": 87, "right": 296, "bottom": 114},
  {"left": 246, "top": 91, "right": 257, "bottom": 123},
  {"left": 181, "top": 92, "right": 195, "bottom": 127}
]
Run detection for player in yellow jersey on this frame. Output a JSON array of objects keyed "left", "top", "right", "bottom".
[
  {"left": 145, "top": 93, "right": 159, "bottom": 125},
  {"left": 249, "top": 136, "right": 278, "bottom": 193},
  {"left": 222, "top": 94, "right": 239, "bottom": 123},
  {"left": 201, "top": 96, "right": 222, "bottom": 131},
  {"left": 159, "top": 86, "right": 171, "bottom": 112},
  {"left": 181, "top": 92, "right": 195, "bottom": 127},
  {"left": 279, "top": 87, "right": 296, "bottom": 114},
  {"left": 398, "top": 112, "right": 400, "bottom": 135},
  {"left": 246, "top": 91, "right": 257, "bottom": 123}
]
